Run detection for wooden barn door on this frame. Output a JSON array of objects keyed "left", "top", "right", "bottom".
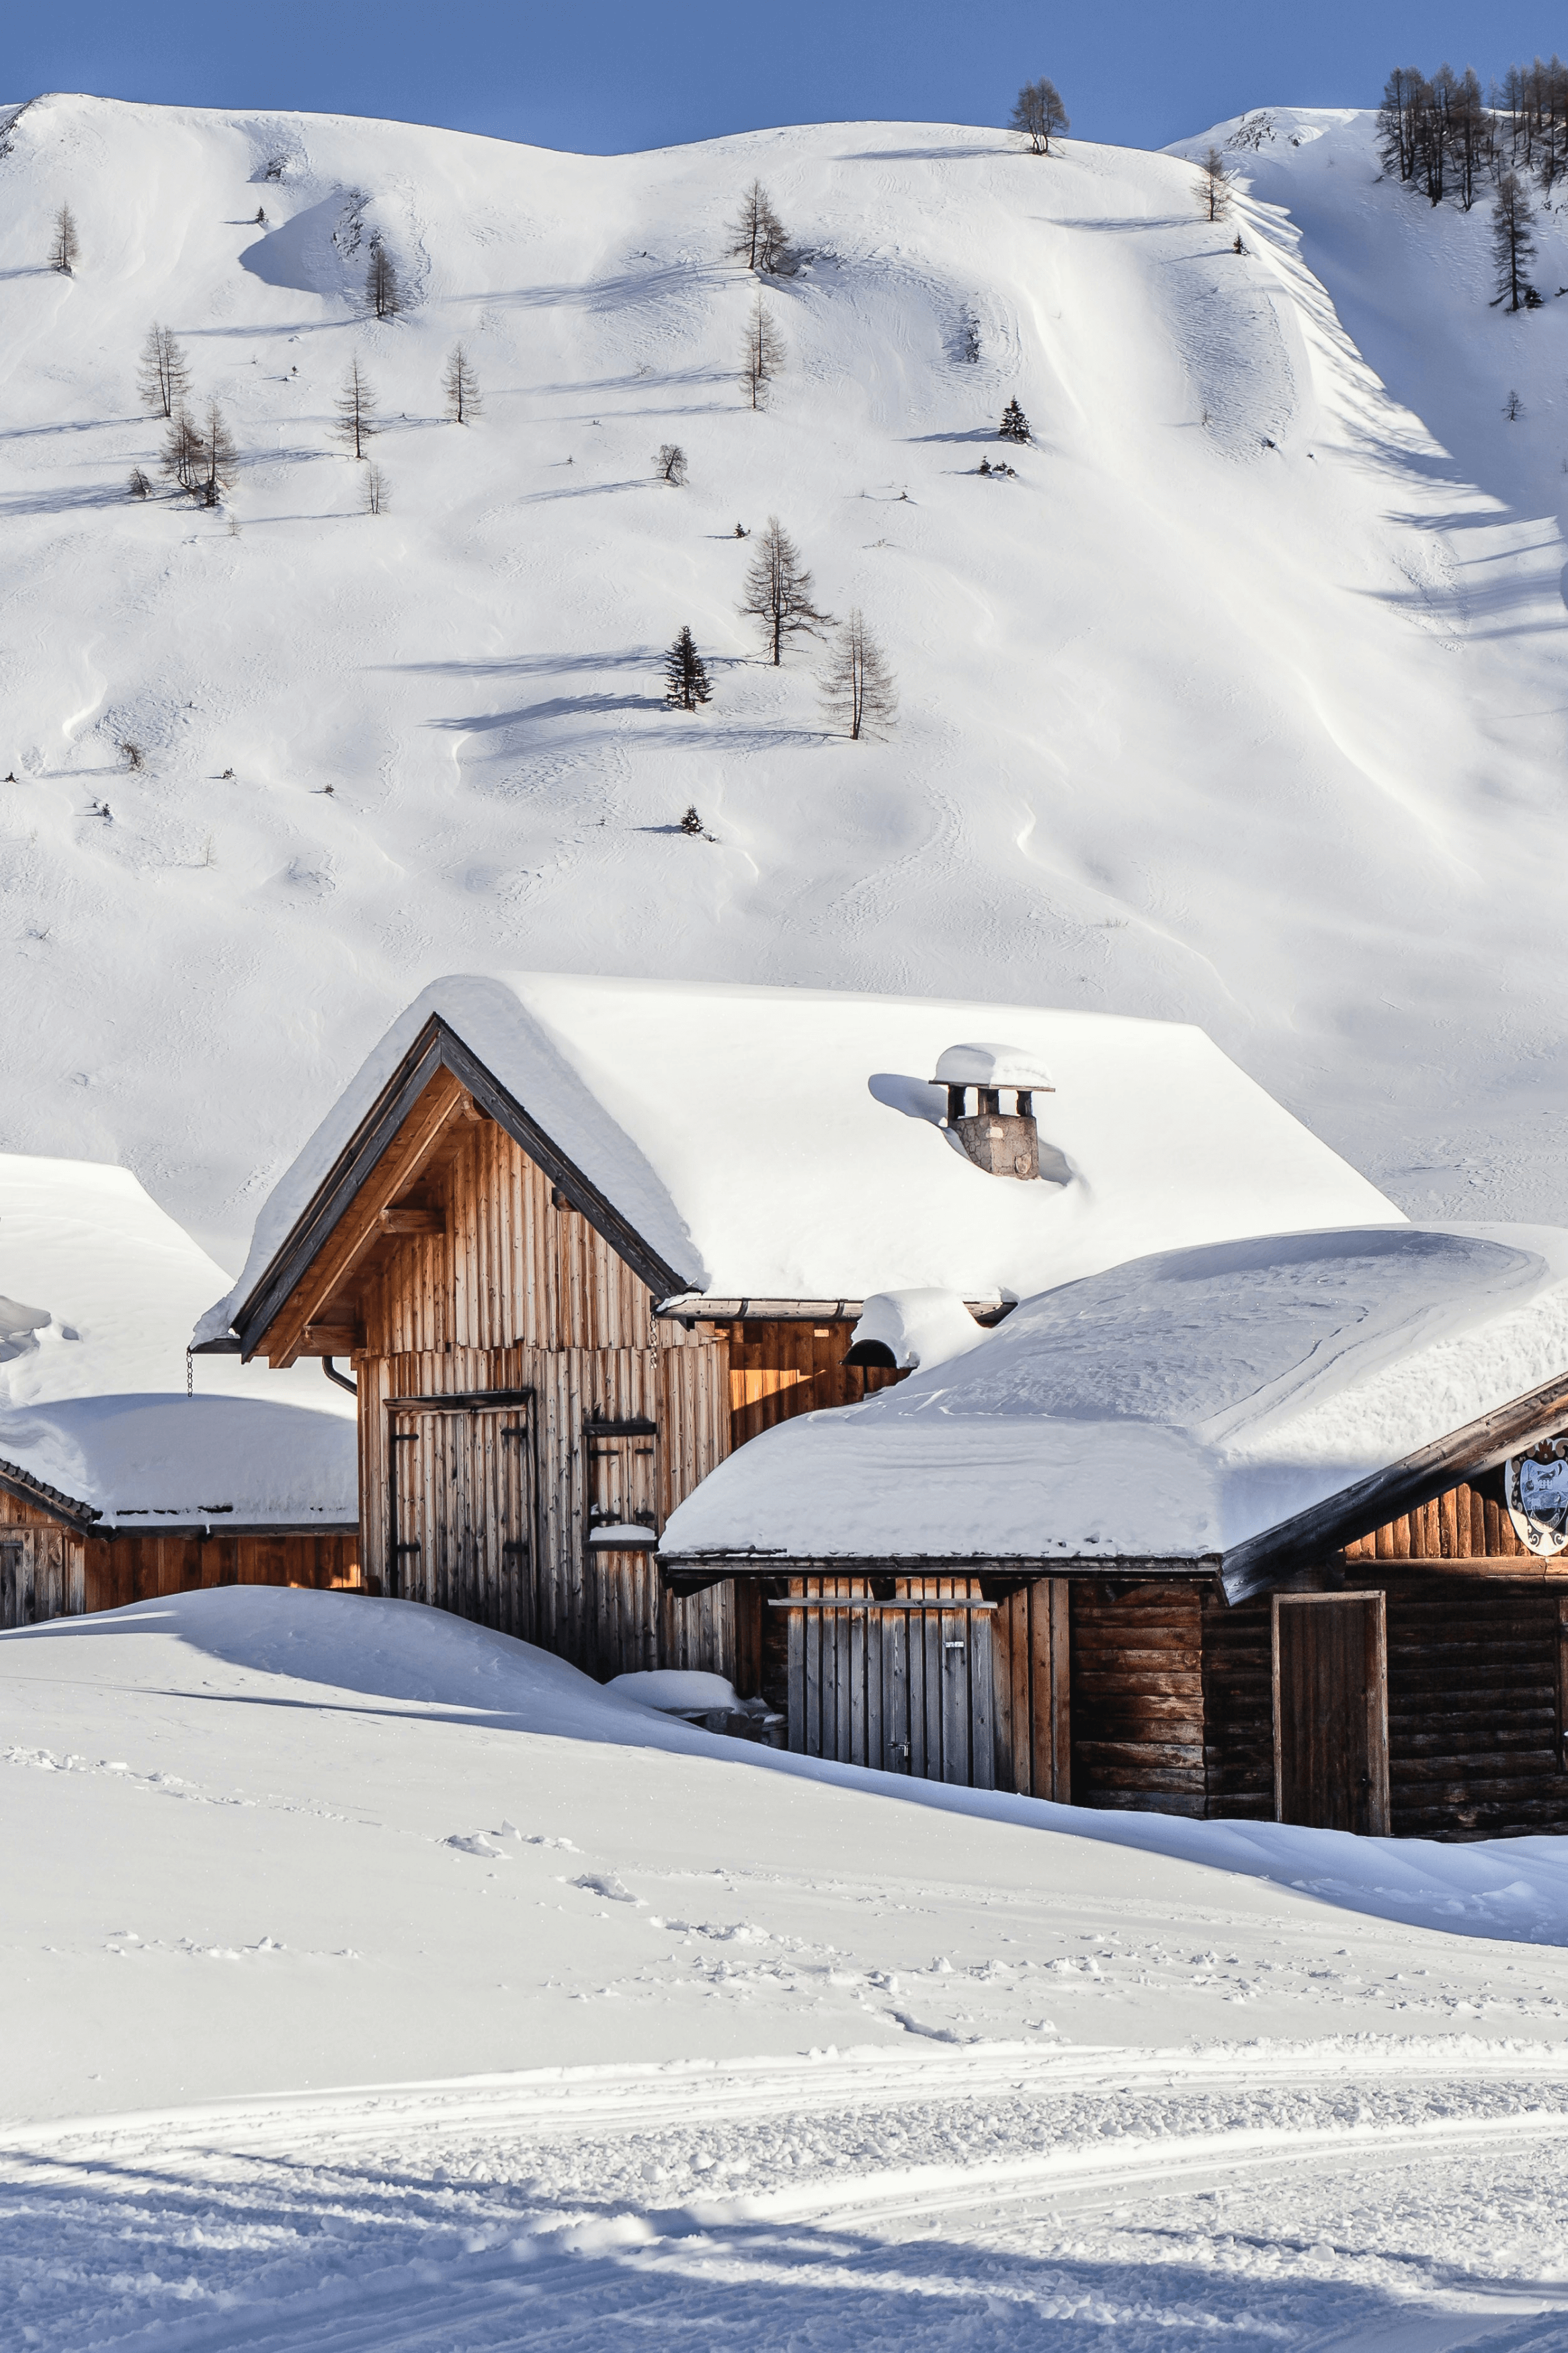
[
  {"left": 0, "top": 1534, "right": 26, "bottom": 1629},
  {"left": 389, "top": 1392, "right": 535, "bottom": 1636},
  {"left": 782, "top": 1579, "right": 995, "bottom": 1787},
  {"left": 1273, "top": 1591, "right": 1389, "bottom": 1835}
]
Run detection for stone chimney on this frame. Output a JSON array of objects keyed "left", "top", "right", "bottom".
[{"left": 933, "top": 1042, "right": 1055, "bottom": 1181}]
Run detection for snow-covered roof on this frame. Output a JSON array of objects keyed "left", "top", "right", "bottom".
[
  {"left": 660, "top": 1224, "right": 1568, "bottom": 1584},
  {"left": 0, "top": 1156, "right": 356, "bottom": 1526},
  {"left": 202, "top": 973, "right": 1401, "bottom": 1343}
]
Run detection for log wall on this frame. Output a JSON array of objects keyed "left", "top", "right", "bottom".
[{"left": 1069, "top": 1581, "right": 1208, "bottom": 1817}]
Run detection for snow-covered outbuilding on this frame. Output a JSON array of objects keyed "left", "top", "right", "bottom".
[
  {"left": 192, "top": 971, "right": 1397, "bottom": 1687},
  {"left": 0, "top": 1156, "right": 358, "bottom": 1623},
  {"left": 659, "top": 1225, "right": 1568, "bottom": 1840}
]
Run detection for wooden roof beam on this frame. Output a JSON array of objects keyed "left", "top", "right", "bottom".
[{"left": 256, "top": 1068, "right": 470, "bottom": 1365}]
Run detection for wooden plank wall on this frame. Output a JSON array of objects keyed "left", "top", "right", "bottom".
[
  {"left": 1384, "top": 1577, "right": 1568, "bottom": 1837},
  {"left": 366, "top": 1113, "right": 653, "bottom": 1357},
  {"left": 725, "top": 1321, "right": 901, "bottom": 1448},
  {"left": 1069, "top": 1582, "right": 1207, "bottom": 1817},
  {"left": 1346, "top": 1476, "right": 1529, "bottom": 1564},
  {"left": 362, "top": 1339, "right": 733, "bottom": 1683},
  {"left": 992, "top": 1580, "right": 1071, "bottom": 1799},
  {"left": 1200, "top": 1591, "right": 1274, "bottom": 1820},
  {"left": 0, "top": 1492, "right": 85, "bottom": 1626},
  {"left": 783, "top": 1574, "right": 994, "bottom": 1786},
  {"left": 84, "top": 1533, "right": 359, "bottom": 1613}
]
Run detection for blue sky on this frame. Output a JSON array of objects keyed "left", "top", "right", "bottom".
[{"left": 7, "top": 3, "right": 1566, "bottom": 153}]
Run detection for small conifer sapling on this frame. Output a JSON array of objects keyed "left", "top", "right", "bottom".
[
  {"left": 664, "top": 627, "right": 712, "bottom": 709},
  {"left": 999, "top": 397, "right": 1031, "bottom": 443}
]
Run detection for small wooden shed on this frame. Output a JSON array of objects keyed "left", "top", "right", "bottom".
[
  {"left": 0, "top": 1153, "right": 358, "bottom": 1628},
  {"left": 197, "top": 973, "right": 1397, "bottom": 1685},
  {"left": 660, "top": 1226, "right": 1568, "bottom": 1839}
]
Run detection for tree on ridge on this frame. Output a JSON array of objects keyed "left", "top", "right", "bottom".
[{"left": 1010, "top": 79, "right": 1069, "bottom": 155}]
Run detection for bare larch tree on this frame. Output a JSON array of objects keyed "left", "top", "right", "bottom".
[
  {"left": 335, "top": 358, "right": 379, "bottom": 459},
  {"left": 195, "top": 399, "right": 238, "bottom": 506},
  {"left": 161, "top": 407, "right": 202, "bottom": 494},
  {"left": 663, "top": 627, "right": 712, "bottom": 709},
  {"left": 1010, "top": 79, "right": 1069, "bottom": 155},
  {"left": 1491, "top": 171, "right": 1538, "bottom": 311},
  {"left": 821, "top": 609, "right": 897, "bottom": 741},
  {"left": 1197, "top": 147, "right": 1233, "bottom": 222},
  {"left": 739, "top": 517, "right": 830, "bottom": 666},
  {"left": 364, "top": 461, "right": 390, "bottom": 514},
  {"left": 656, "top": 442, "right": 688, "bottom": 484},
  {"left": 137, "top": 324, "right": 191, "bottom": 419},
  {"left": 444, "top": 343, "right": 481, "bottom": 422},
  {"left": 741, "top": 291, "right": 786, "bottom": 410},
  {"left": 366, "top": 241, "right": 401, "bottom": 320},
  {"left": 729, "top": 180, "right": 793, "bottom": 274},
  {"left": 50, "top": 203, "right": 80, "bottom": 273}
]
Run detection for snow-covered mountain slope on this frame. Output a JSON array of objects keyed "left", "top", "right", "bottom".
[{"left": 3, "top": 94, "right": 1567, "bottom": 1263}]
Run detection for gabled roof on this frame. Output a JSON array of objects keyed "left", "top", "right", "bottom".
[
  {"left": 659, "top": 1224, "right": 1568, "bottom": 1601},
  {"left": 0, "top": 1154, "right": 356, "bottom": 1527},
  {"left": 197, "top": 972, "right": 1401, "bottom": 1350}
]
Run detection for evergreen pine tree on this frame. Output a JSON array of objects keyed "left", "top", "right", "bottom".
[
  {"left": 663, "top": 627, "right": 712, "bottom": 710},
  {"left": 999, "top": 397, "right": 1031, "bottom": 442}
]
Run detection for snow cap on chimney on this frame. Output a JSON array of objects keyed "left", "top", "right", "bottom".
[{"left": 932, "top": 1041, "right": 1052, "bottom": 1181}]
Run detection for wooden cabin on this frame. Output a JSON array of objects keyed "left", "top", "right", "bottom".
[
  {"left": 661, "top": 1226, "right": 1568, "bottom": 1839},
  {"left": 196, "top": 974, "right": 1397, "bottom": 1684},
  {"left": 0, "top": 1153, "right": 358, "bottom": 1628}
]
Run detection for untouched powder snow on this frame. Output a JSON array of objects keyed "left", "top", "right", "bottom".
[
  {"left": 3, "top": 98, "right": 1568, "bottom": 1262},
  {"left": 196, "top": 971, "right": 1399, "bottom": 1342},
  {"left": 663, "top": 1222, "right": 1568, "bottom": 1560},
  {"left": 0, "top": 1152, "right": 354, "bottom": 1519},
  {"left": 5, "top": 1587, "right": 1568, "bottom": 2348}
]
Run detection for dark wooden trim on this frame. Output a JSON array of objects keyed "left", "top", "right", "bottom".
[
  {"left": 662, "top": 1552, "right": 1221, "bottom": 1583},
  {"left": 1220, "top": 1371, "right": 1568, "bottom": 1603},
  {"left": 768, "top": 1596, "right": 999, "bottom": 1612},
  {"left": 233, "top": 1016, "right": 690, "bottom": 1357},
  {"left": 99, "top": 1519, "right": 358, "bottom": 1540},
  {"left": 390, "top": 1388, "right": 537, "bottom": 1412},
  {"left": 0, "top": 1459, "right": 99, "bottom": 1531}
]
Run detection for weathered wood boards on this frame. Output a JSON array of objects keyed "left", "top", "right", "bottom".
[{"left": 778, "top": 1575, "right": 997, "bottom": 1786}]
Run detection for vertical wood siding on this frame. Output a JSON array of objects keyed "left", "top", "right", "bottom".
[
  {"left": 991, "top": 1579, "right": 1071, "bottom": 1798},
  {"left": 1346, "top": 1476, "right": 1526, "bottom": 1562},
  {"left": 781, "top": 1574, "right": 994, "bottom": 1784},
  {"left": 725, "top": 1321, "right": 901, "bottom": 1447},
  {"left": 0, "top": 1492, "right": 85, "bottom": 1625}
]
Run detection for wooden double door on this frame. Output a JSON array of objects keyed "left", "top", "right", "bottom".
[
  {"left": 1273, "top": 1591, "right": 1390, "bottom": 1835},
  {"left": 389, "top": 1390, "right": 535, "bottom": 1636},
  {"left": 783, "top": 1577, "right": 996, "bottom": 1787}
]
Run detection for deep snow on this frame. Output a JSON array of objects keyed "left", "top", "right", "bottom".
[
  {"left": 662, "top": 1221, "right": 1568, "bottom": 1562},
  {"left": 4, "top": 97, "right": 1568, "bottom": 1267},
  {"left": 0, "top": 1150, "right": 353, "bottom": 1518},
  {"left": 194, "top": 971, "right": 1399, "bottom": 1342},
  {"left": 5, "top": 1588, "right": 1568, "bottom": 2348}
]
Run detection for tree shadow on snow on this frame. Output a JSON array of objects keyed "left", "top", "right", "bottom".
[
  {"left": 380, "top": 649, "right": 659, "bottom": 680},
  {"left": 430, "top": 692, "right": 666, "bottom": 730},
  {"left": 0, "top": 483, "right": 138, "bottom": 518},
  {"left": 464, "top": 262, "right": 723, "bottom": 313},
  {"left": 837, "top": 141, "right": 1014, "bottom": 160},
  {"left": 0, "top": 2141, "right": 1553, "bottom": 2352}
]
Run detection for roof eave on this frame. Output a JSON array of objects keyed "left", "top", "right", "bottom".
[{"left": 233, "top": 1014, "right": 692, "bottom": 1358}]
